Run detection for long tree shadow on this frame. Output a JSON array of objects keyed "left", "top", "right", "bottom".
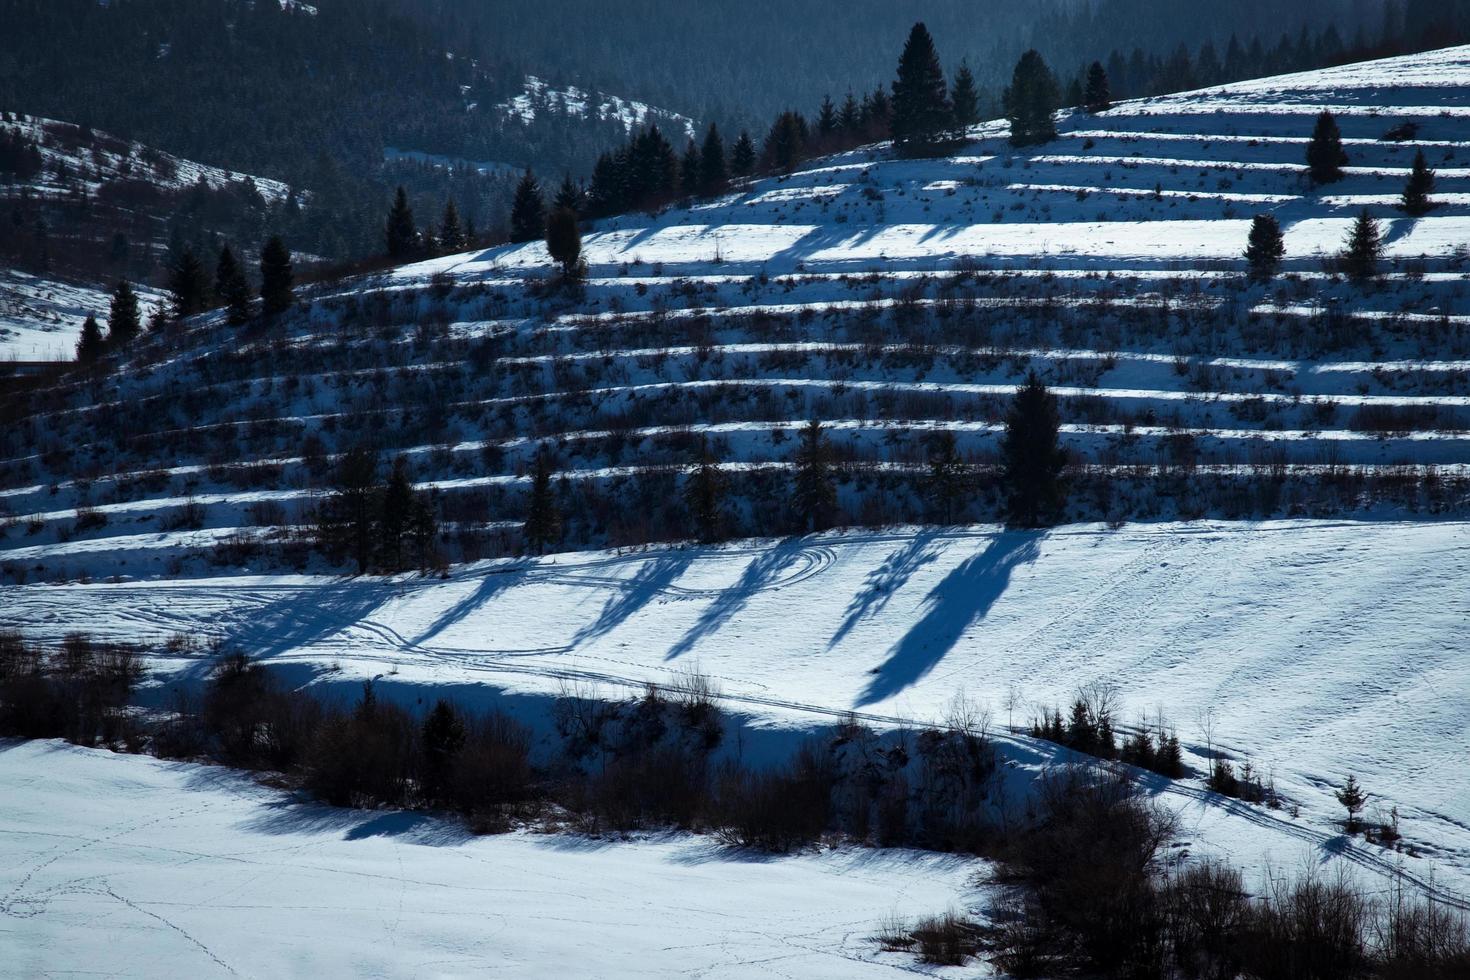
[
  {"left": 571, "top": 551, "right": 696, "bottom": 648},
  {"left": 856, "top": 531, "right": 1042, "bottom": 707},
  {"left": 227, "top": 578, "right": 397, "bottom": 662},
  {"left": 409, "top": 560, "right": 531, "bottom": 649},
  {"left": 664, "top": 538, "right": 807, "bottom": 660},
  {"left": 828, "top": 531, "right": 942, "bottom": 648}
]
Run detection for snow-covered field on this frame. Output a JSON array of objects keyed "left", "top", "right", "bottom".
[
  {"left": 0, "top": 269, "right": 166, "bottom": 360},
  {"left": 0, "top": 739, "right": 979, "bottom": 978},
  {"left": 4, "top": 520, "right": 1469, "bottom": 909}
]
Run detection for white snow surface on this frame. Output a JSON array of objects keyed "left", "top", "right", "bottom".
[
  {"left": 497, "top": 75, "right": 696, "bottom": 139},
  {"left": 0, "top": 739, "right": 980, "bottom": 978},
  {"left": 5, "top": 521, "right": 1470, "bottom": 908},
  {"left": 0, "top": 269, "right": 166, "bottom": 359}
]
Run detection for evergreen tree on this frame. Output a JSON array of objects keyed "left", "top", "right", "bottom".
[
  {"left": 1244, "top": 213, "right": 1286, "bottom": 281},
  {"left": 168, "top": 247, "right": 209, "bottom": 319},
  {"left": 107, "top": 280, "right": 141, "bottom": 346},
  {"left": 1000, "top": 372, "right": 1067, "bottom": 527},
  {"left": 523, "top": 452, "right": 561, "bottom": 555},
  {"left": 681, "top": 138, "right": 701, "bottom": 196},
  {"left": 889, "top": 22, "right": 952, "bottom": 155},
  {"left": 509, "top": 170, "right": 545, "bottom": 243},
  {"left": 259, "top": 235, "right": 294, "bottom": 315},
  {"left": 1006, "top": 50, "right": 1060, "bottom": 146},
  {"left": 762, "top": 111, "right": 807, "bottom": 173},
  {"left": 730, "top": 130, "right": 757, "bottom": 177},
  {"left": 816, "top": 94, "right": 839, "bottom": 144},
  {"left": 385, "top": 186, "right": 418, "bottom": 259},
  {"left": 1340, "top": 208, "right": 1383, "bottom": 282},
  {"left": 545, "top": 207, "right": 582, "bottom": 279},
  {"left": 1306, "top": 109, "right": 1348, "bottom": 184},
  {"left": 326, "top": 445, "right": 379, "bottom": 574},
  {"left": 950, "top": 62, "right": 981, "bottom": 130},
  {"left": 864, "top": 85, "right": 892, "bottom": 141},
  {"left": 75, "top": 315, "right": 105, "bottom": 364},
  {"left": 838, "top": 92, "right": 862, "bottom": 136},
  {"left": 379, "top": 455, "right": 415, "bottom": 572},
  {"left": 421, "top": 699, "right": 465, "bottom": 804},
  {"left": 552, "top": 174, "right": 583, "bottom": 215},
  {"left": 438, "top": 199, "right": 465, "bottom": 252},
  {"left": 1336, "top": 775, "right": 1367, "bottom": 830},
  {"left": 791, "top": 419, "right": 837, "bottom": 532},
  {"left": 683, "top": 436, "right": 725, "bottom": 543},
  {"left": 1065, "top": 75, "right": 1084, "bottom": 109},
  {"left": 923, "top": 430, "right": 970, "bottom": 523},
  {"left": 1084, "top": 61, "right": 1112, "bottom": 112},
  {"left": 408, "top": 493, "right": 438, "bottom": 573},
  {"left": 699, "top": 123, "right": 727, "bottom": 194},
  {"left": 215, "top": 245, "right": 252, "bottom": 325},
  {"left": 1401, "top": 149, "right": 1435, "bottom": 215}
]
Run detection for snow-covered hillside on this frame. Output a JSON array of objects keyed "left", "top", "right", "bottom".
[
  {"left": 497, "top": 75, "right": 697, "bottom": 140},
  {"left": 0, "top": 269, "right": 167, "bottom": 361}
]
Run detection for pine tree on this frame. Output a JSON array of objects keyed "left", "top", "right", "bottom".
[
  {"left": 552, "top": 174, "right": 583, "bottom": 215},
  {"left": 509, "top": 170, "right": 545, "bottom": 243},
  {"left": 889, "top": 22, "right": 952, "bottom": 155},
  {"left": 950, "top": 62, "right": 981, "bottom": 130},
  {"left": 259, "top": 235, "right": 294, "bottom": 315},
  {"left": 1244, "top": 213, "right": 1286, "bottom": 281},
  {"left": 545, "top": 207, "right": 582, "bottom": 279},
  {"left": 1065, "top": 75, "right": 1084, "bottom": 109},
  {"left": 681, "top": 138, "right": 701, "bottom": 196},
  {"left": 791, "top": 419, "right": 837, "bottom": 532},
  {"left": 438, "top": 199, "right": 465, "bottom": 252},
  {"left": 168, "top": 247, "right": 209, "bottom": 319},
  {"left": 1401, "top": 149, "right": 1435, "bottom": 215},
  {"left": 838, "top": 92, "right": 862, "bottom": 137},
  {"left": 385, "top": 186, "right": 418, "bottom": 259},
  {"left": 1006, "top": 50, "right": 1060, "bottom": 147},
  {"left": 1000, "top": 372, "right": 1067, "bottom": 527},
  {"left": 924, "top": 430, "right": 970, "bottom": 523},
  {"left": 1335, "top": 775, "right": 1367, "bottom": 830},
  {"left": 408, "top": 493, "right": 438, "bottom": 572},
  {"left": 523, "top": 452, "right": 561, "bottom": 555},
  {"left": 730, "top": 130, "right": 757, "bottom": 177},
  {"left": 328, "top": 445, "right": 379, "bottom": 574},
  {"left": 107, "top": 280, "right": 141, "bottom": 346},
  {"left": 699, "top": 123, "right": 727, "bottom": 194},
  {"left": 683, "top": 436, "right": 725, "bottom": 543},
  {"left": 215, "top": 245, "right": 252, "bottom": 325},
  {"left": 1306, "top": 110, "right": 1348, "bottom": 184},
  {"left": 816, "top": 94, "right": 839, "bottom": 144},
  {"left": 1340, "top": 208, "right": 1383, "bottom": 282},
  {"left": 762, "top": 111, "right": 807, "bottom": 173},
  {"left": 75, "top": 315, "right": 105, "bottom": 364},
  {"left": 1084, "top": 61, "right": 1112, "bottom": 112},
  {"left": 421, "top": 699, "right": 465, "bottom": 804},
  {"left": 379, "top": 455, "right": 415, "bottom": 572}
]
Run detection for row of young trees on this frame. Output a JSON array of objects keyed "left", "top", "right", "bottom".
[{"left": 76, "top": 236, "right": 296, "bottom": 364}]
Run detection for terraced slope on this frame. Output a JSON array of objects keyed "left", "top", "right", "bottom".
[{"left": 6, "top": 47, "right": 1470, "bottom": 580}]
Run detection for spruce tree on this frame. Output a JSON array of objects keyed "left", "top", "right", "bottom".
[
  {"left": 1084, "top": 61, "right": 1112, "bottom": 112},
  {"left": 1006, "top": 50, "right": 1060, "bottom": 147},
  {"left": 76, "top": 315, "right": 105, "bottom": 364},
  {"left": 889, "top": 22, "right": 952, "bottom": 155},
  {"left": 817, "top": 94, "right": 839, "bottom": 144},
  {"left": 699, "top": 123, "right": 727, "bottom": 193},
  {"left": 379, "top": 455, "right": 415, "bottom": 572},
  {"left": 545, "top": 207, "right": 582, "bottom": 279},
  {"left": 730, "top": 130, "right": 757, "bottom": 177},
  {"left": 438, "top": 199, "right": 465, "bottom": 252},
  {"left": 259, "top": 235, "right": 294, "bottom": 316},
  {"left": 107, "top": 280, "right": 141, "bottom": 345},
  {"left": 1336, "top": 775, "right": 1367, "bottom": 831},
  {"left": 762, "top": 111, "right": 807, "bottom": 173},
  {"left": 215, "top": 245, "right": 252, "bottom": 325},
  {"left": 683, "top": 436, "right": 726, "bottom": 543},
  {"left": 791, "top": 419, "right": 837, "bottom": 532},
  {"left": 950, "top": 62, "right": 981, "bottom": 130},
  {"left": 168, "top": 247, "right": 209, "bottom": 319},
  {"left": 1340, "top": 208, "right": 1383, "bottom": 282},
  {"left": 1401, "top": 149, "right": 1435, "bottom": 215},
  {"left": 1065, "top": 76, "right": 1084, "bottom": 110},
  {"left": 838, "top": 92, "right": 862, "bottom": 137},
  {"left": 328, "top": 446, "right": 379, "bottom": 574},
  {"left": 1306, "top": 110, "right": 1348, "bottom": 184},
  {"left": 509, "top": 169, "right": 545, "bottom": 243},
  {"left": 924, "top": 430, "right": 970, "bottom": 523},
  {"left": 385, "top": 186, "right": 418, "bottom": 259},
  {"left": 421, "top": 699, "right": 465, "bottom": 804},
  {"left": 681, "top": 138, "right": 701, "bottom": 196},
  {"left": 552, "top": 174, "right": 583, "bottom": 215},
  {"left": 1244, "top": 213, "right": 1286, "bottom": 281},
  {"left": 523, "top": 452, "right": 561, "bottom": 555},
  {"left": 1000, "top": 372, "right": 1067, "bottom": 527}
]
